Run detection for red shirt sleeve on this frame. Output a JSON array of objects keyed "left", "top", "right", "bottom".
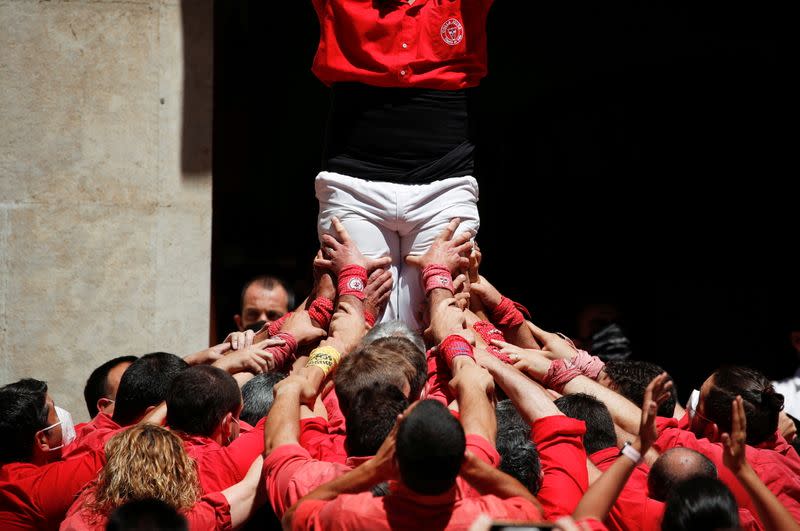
[
  {"left": 322, "top": 388, "right": 346, "bottom": 436},
  {"left": 264, "top": 444, "right": 317, "bottom": 519},
  {"left": 531, "top": 415, "right": 588, "bottom": 519},
  {"left": 465, "top": 434, "right": 500, "bottom": 467},
  {"left": 421, "top": 348, "right": 454, "bottom": 406},
  {"left": 298, "top": 417, "right": 348, "bottom": 465},
  {"left": 36, "top": 450, "right": 107, "bottom": 524},
  {"left": 185, "top": 491, "right": 233, "bottom": 531},
  {"left": 290, "top": 498, "right": 327, "bottom": 531}
]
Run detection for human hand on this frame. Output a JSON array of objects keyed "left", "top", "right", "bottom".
[
  {"left": 639, "top": 373, "right": 673, "bottom": 452},
  {"left": 184, "top": 342, "right": 232, "bottom": 366},
  {"left": 315, "top": 217, "right": 391, "bottom": 274},
  {"left": 363, "top": 268, "right": 393, "bottom": 325},
  {"left": 428, "top": 296, "right": 467, "bottom": 344},
  {"left": 720, "top": 395, "right": 749, "bottom": 475},
  {"left": 525, "top": 321, "right": 579, "bottom": 360},
  {"left": 282, "top": 310, "right": 328, "bottom": 345},
  {"left": 327, "top": 300, "right": 367, "bottom": 354},
  {"left": 491, "top": 340, "right": 551, "bottom": 380},
  {"left": 224, "top": 329, "right": 256, "bottom": 351},
  {"left": 212, "top": 338, "right": 286, "bottom": 374},
  {"left": 405, "top": 218, "right": 473, "bottom": 274}
]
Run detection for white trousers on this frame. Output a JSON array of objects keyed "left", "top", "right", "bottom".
[{"left": 316, "top": 171, "right": 480, "bottom": 330}]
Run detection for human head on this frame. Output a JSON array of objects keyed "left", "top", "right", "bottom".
[
  {"left": 166, "top": 366, "right": 242, "bottom": 444},
  {"left": 84, "top": 356, "right": 138, "bottom": 418},
  {"left": 697, "top": 365, "right": 783, "bottom": 445},
  {"left": 495, "top": 399, "right": 541, "bottom": 494},
  {"left": 648, "top": 448, "right": 718, "bottom": 502},
  {"left": 0, "top": 379, "right": 60, "bottom": 464},
  {"left": 396, "top": 400, "right": 465, "bottom": 495},
  {"left": 240, "top": 372, "right": 287, "bottom": 426},
  {"left": 88, "top": 424, "right": 199, "bottom": 520},
  {"left": 112, "top": 353, "right": 188, "bottom": 427},
  {"left": 554, "top": 393, "right": 617, "bottom": 455},
  {"left": 106, "top": 499, "right": 188, "bottom": 531},
  {"left": 334, "top": 336, "right": 426, "bottom": 414},
  {"left": 599, "top": 360, "right": 677, "bottom": 417},
  {"left": 661, "top": 476, "right": 739, "bottom": 531},
  {"left": 234, "top": 275, "right": 293, "bottom": 332},
  {"left": 362, "top": 319, "right": 426, "bottom": 356},
  {"left": 345, "top": 383, "right": 409, "bottom": 457}
]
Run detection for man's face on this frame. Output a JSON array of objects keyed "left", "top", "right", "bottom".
[{"left": 235, "top": 284, "right": 290, "bottom": 331}]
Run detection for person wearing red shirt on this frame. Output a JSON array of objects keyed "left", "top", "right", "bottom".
[
  {"left": 165, "top": 365, "right": 266, "bottom": 494},
  {"left": 0, "top": 379, "right": 106, "bottom": 530},
  {"left": 80, "top": 355, "right": 137, "bottom": 422},
  {"left": 313, "top": 0, "right": 493, "bottom": 328},
  {"left": 60, "top": 424, "right": 262, "bottom": 531}
]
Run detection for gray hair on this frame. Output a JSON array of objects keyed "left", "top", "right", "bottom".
[{"left": 362, "top": 320, "right": 425, "bottom": 354}]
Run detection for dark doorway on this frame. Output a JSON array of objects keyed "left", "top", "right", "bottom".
[{"left": 212, "top": 0, "right": 795, "bottom": 401}]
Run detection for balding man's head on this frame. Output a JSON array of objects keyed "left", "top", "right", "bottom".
[{"left": 648, "top": 448, "right": 717, "bottom": 502}]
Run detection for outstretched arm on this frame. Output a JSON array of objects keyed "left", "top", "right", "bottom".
[{"left": 573, "top": 374, "right": 672, "bottom": 522}]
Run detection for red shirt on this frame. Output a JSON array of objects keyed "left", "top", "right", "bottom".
[
  {"left": 291, "top": 481, "right": 539, "bottom": 531},
  {"left": 532, "top": 416, "right": 589, "bottom": 519},
  {"left": 311, "top": 0, "right": 493, "bottom": 90},
  {"left": 421, "top": 348, "right": 455, "bottom": 406},
  {"left": 60, "top": 487, "right": 232, "bottom": 531},
  {"left": 265, "top": 434, "right": 500, "bottom": 520},
  {"left": 0, "top": 451, "right": 107, "bottom": 530},
  {"left": 62, "top": 413, "right": 121, "bottom": 459},
  {"left": 179, "top": 417, "right": 266, "bottom": 494},
  {"left": 654, "top": 414, "right": 800, "bottom": 523},
  {"left": 591, "top": 446, "right": 763, "bottom": 531},
  {"left": 298, "top": 417, "right": 348, "bottom": 465}
]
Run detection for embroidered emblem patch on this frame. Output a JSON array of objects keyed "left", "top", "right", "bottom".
[
  {"left": 348, "top": 278, "right": 365, "bottom": 291},
  {"left": 440, "top": 18, "right": 464, "bottom": 46}
]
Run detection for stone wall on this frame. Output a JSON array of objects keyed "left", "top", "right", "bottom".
[{"left": 0, "top": 0, "right": 213, "bottom": 422}]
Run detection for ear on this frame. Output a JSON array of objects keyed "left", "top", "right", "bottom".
[
  {"left": 35, "top": 429, "right": 50, "bottom": 452},
  {"left": 97, "top": 398, "right": 114, "bottom": 415},
  {"left": 234, "top": 314, "right": 244, "bottom": 332}
]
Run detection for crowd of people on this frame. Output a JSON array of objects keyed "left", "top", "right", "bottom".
[{"left": 2, "top": 217, "right": 800, "bottom": 530}]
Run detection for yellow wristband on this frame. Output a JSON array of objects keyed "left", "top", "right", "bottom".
[{"left": 306, "top": 346, "right": 342, "bottom": 376}]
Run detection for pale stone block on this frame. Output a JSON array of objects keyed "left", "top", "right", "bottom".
[
  {"left": 0, "top": 2, "right": 160, "bottom": 206},
  {"left": 4, "top": 203, "right": 159, "bottom": 422}
]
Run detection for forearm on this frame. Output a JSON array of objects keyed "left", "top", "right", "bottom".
[
  {"left": 455, "top": 376, "right": 496, "bottom": 444},
  {"left": 503, "top": 323, "right": 540, "bottom": 350},
  {"left": 222, "top": 456, "right": 264, "bottom": 528},
  {"left": 614, "top": 423, "right": 659, "bottom": 465},
  {"left": 573, "top": 440, "right": 641, "bottom": 522},
  {"left": 737, "top": 464, "right": 800, "bottom": 531},
  {"left": 564, "top": 375, "right": 642, "bottom": 434},
  {"left": 488, "top": 361, "right": 561, "bottom": 421}
]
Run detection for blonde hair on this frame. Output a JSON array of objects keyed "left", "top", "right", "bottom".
[{"left": 86, "top": 424, "right": 200, "bottom": 517}]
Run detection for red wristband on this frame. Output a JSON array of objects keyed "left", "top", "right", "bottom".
[
  {"left": 364, "top": 310, "right": 376, "bottom": 328},
  {"left": 270, "top": 332, "right": 298, "bottom": 371},
  {"left": 472, "top": 321, "right": 513, "bottom": 364},
  {"left": 308, "top": 297, "right": 334, "bottom": 329},
  {"left": 422, "top": 264, "right": 454, "bottom": 295},
  {"left": 490, "top": 297, "right": 525, "bottom": 328},
  {"left": 542, "top": 358, "right": 582, "bottom": 393},
  {"left": 439, "top": 334, "right": 474, "bottom": 368},
  {"left": 267, "top": 312, "right": 291, "bottom": 337},
  {"left": 338, "top": 265, "right": 368, "bottom": 300}
]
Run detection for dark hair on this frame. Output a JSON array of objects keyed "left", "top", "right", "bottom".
[
  {"left": 648, "top": 448, "right": 718, "bottom": 502},
  {"left": 396, "top": 400, "right": 465, "bottom": 495},
  {"left": 240, "top": 372, "right": 287, "bottom": 426},
  {"left": 0, "top": 379, "right": 50, "bottom": 464},
  {"left": 495, "top": 400, "right": 542, "bottom": 494},
  {"left": 106, "top": 498, "right": 188, "bottom": 531},
  {"left": 84, "top": 356, "right": 138, "bottom": 418},
  {"left": 335, "top": 337, "right": 425, "bottom": 413},
  {"left": 705, "top": 365, "right": 783, "bottom": 446},
  {"left": 661, "top": 476, "right": 739, "bottom": 531},
  {"left": 345, "top": 383, "right": 408, "bottom": 457},
  {"left": 112, "top": 353, "right": 188, "bottom": 426},
  {"left": 240, "top": 275, "right": 294, "bottom": 312},
  {"left": 603, "top": 360, "right": 677, "bottom": 417},
  {"left": 554, "top": 393, "right": 617, "bottom": 455},
  {"left": 167, "top": 366, "right": 241, "bottom": 437}
]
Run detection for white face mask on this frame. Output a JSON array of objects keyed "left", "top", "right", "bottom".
[
  {"left": 686, "top": 389, "right": 700, "bottom": 420},
  {"left": 37, "top": 406, "right": 76, "bottom": 451}
]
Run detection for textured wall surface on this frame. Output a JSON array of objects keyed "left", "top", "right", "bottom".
[{"left": 0, "top": 0, "right": 213, "bottom": 422}]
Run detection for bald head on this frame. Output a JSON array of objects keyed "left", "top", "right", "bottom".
[{"left": 648, "top": 448, "right": 717, "bottom": 502}]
